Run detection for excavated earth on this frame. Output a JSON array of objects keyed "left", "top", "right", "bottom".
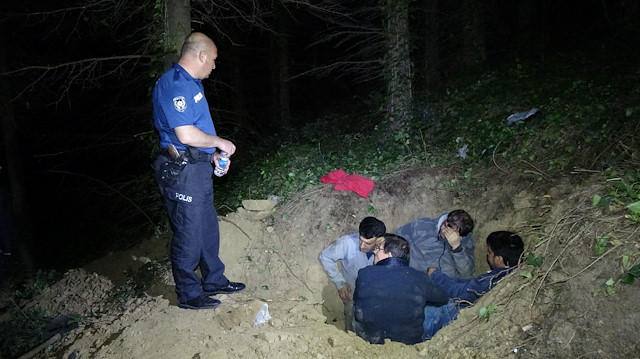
[{"left": 7, "top": 166, "right": 640, "bottom": 359}]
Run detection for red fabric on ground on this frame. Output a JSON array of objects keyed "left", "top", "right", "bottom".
[{"left": 321, "top": 169, "right": 375, "bottom": 198}]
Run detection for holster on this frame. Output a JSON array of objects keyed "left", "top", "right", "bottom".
[{"left": 158, "top": 145, "right": 189, "bottom": 186}]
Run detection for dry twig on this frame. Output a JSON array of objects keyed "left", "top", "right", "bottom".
[{"left": 492, "top": 141, "right": 509, "bottom": 173}]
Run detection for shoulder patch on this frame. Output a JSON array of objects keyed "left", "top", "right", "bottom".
[{"left": 173, "top": 96, "right": 187, "bottom": 112}]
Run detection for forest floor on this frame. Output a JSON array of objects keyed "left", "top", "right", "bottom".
[{"left": 5, "top": 165, "right": 640, "bottom": 359}]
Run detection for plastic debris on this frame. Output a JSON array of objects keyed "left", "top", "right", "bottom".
[
  {"left": 457, "top": 144, "right": 469, "bottom": 159},
  {"left": 267, "top": 195, "right": 282, "bottom": 202},
  {"left": 253, "top": 303, "right": 272, "bottom": 327},
  {"left": 506, "top": 108, "right": 538, "bottom": 125}
]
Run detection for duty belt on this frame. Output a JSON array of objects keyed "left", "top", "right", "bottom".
[{"left": 162, "top": 147, "right": 214, "bottom": 163}]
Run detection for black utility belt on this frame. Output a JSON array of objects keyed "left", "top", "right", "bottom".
[{"left": 162, "top": 146, "right": 214, "bottom": 163}]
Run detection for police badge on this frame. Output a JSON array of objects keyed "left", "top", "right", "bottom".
[{"left": 173, "top": 96, "right": 187, "bottom": 112}]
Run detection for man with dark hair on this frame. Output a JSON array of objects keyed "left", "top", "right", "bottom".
[
  {"left": 319, "top": 217, "right": 386, "bottom": 331},
  {"left": 352, "top": 234, "right": 448, "bottom": 345},
  {"left": 423, "top": 231, "right": 525, "bottom": 340},
  {"left": 151, "top": 32, "right": 245, "bottom": 310},
  {"left": 395, "top": 209, "right": 476, "bottom": 279}
]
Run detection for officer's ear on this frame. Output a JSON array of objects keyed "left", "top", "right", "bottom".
[{"left": 495, "top": 255, "right": 506, "bottom": 267}]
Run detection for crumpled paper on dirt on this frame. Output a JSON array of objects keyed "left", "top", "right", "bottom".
[
  {"left": 320, "top": 169, "right": 375, "bottom": 198},
  {"left": 253, "top": 303, "right": 272, "bottom": 327}
]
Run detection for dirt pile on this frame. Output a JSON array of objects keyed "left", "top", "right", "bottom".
[{"left": 10, "top": 167, "right": 640, "bottom": 359}]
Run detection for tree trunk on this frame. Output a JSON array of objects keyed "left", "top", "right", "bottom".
[
  {"left": 461, "top": 0, "right": 486, "bottom": 67},
  {"left": 0, "top": 52, "right": 34, "bottom": 271},
  {"left": 163, "top": 0, "right": 191, "bottom": 69},
  {"left": 382, "top": 0, "right": 413, "bottom": 132},
  {"left": 270, "top": 8, "right": 291, "bottom": 129},
  {"left": 423, "top": 0, "right": 441, "bottom": 89}
]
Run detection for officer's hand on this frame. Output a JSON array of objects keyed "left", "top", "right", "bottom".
[
  {"left": 217, "top": 138, "right": 236, "bottom": 156},
  {"left": 337, "top": 285, "right": 352, "bottom": 300},
  {"left": 427, "top": 267, "right": 436, "bottom": 275},
  {"left": 442, "top": 226, "right": 462, "bottom": 250}
]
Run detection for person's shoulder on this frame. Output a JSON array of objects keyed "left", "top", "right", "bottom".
[
  {"left": 357, "top": 264, "right": 377, "bottom": 278},
  {"left": 406, "top": 266, "right": 430, "bottom": 278},
  {"left": 336, "top": 232, "right": 359, "bottom": 244},
  {"left": 156, "top": 69, "right": 189, "bottom": 89},
  {"left": 405, "top": 217, "right": 436, "bottom": 228},
  {"left": 396, "top": 217, "right": 431, "bottom": 233},
  {"left": 483, "top": 267, "right": 511, "bottom": 280},
  {"left": 321, "top": 233, "right": 358, "bottom": 254}
]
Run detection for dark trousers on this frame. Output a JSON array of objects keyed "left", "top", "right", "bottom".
[{"left": 153, "top": 156, "right": 227, "bottom": 304}]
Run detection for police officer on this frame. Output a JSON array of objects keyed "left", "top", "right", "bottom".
[{"left": 152, "top": 32, "right": 245, "bottom": 309}]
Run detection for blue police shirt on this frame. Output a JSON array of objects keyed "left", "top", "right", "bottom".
[{"left": 153, "top": 63, "right": 217, "bottom": 154}]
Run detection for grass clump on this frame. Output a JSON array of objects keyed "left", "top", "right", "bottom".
[
  {"left": 110, "top": 259, "right": 170, "bottom": 304},
  {"left": 0, "top": 308, "right": 51, "bottom": 359},
  {"left": 11, "top": 270, "right": 60, "bottom": 302}
]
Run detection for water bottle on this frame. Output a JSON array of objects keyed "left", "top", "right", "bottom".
[{"left": 214, "top": 151, "right": 229, "bottom": 177}]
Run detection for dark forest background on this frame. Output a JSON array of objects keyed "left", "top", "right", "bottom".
[{"left": 0, "top": 0, "right": 638, "bottom": 271}]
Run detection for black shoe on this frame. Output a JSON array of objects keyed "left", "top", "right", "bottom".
[
  {"left": 178, "top": 295, "right": 221, "bottom": 310},
  {"left": 204, "top": 281, "right": 246, "bottom": 295}
]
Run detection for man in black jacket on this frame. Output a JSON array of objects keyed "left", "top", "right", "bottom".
[{"left": 353, "top": 234, "right": 449, "bottom": 345}]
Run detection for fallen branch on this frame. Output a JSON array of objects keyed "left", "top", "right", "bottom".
[{"left": 17, "top": 333, "right": 62, "bottom": 359}]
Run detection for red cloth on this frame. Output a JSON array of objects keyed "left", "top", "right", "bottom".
[{"left": 321, "top": 169, "right": 375, "bottom": 198}]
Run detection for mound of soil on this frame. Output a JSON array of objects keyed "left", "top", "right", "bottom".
[{"left": 11, "top": 167, "right": 640, "bottom": 358}]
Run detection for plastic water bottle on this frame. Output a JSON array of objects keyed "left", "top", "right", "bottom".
[{"left": 214, "top": 152, "right": 229, "bottom": 177}]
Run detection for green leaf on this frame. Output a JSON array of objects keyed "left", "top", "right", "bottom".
[
  {"left": 619, "top": 274, "right": 635, "bottom": 285},
  {"left": 594, "top": 245, "right": 607, "bottom": 256},
  {"left": 626, "top": 201, "right": 640, "bottom": 214},
  {"left": 606, "top": 286, "right": 616, "bottom": 295},
  {"left": 478, "top": 307, "right": 487, "bottom": 318},
  {"left": 605, "top": 278, "right": 615, "bottom": 286},
  {"left": 592, "top": 194, "right": 601, "bottom": 206},
  {"left": 520, "top": 270, "right": 533, "bottom": 279},
  {"left": 628, "top": 264, "right": 640, "bottom": 277},
  {"left": 526, "top": 253, "right": 544, "bottom": 267}
]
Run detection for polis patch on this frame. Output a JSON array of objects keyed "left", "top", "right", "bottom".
[{"left": 173, "top": 96, "right": 187, "bottom": 112}]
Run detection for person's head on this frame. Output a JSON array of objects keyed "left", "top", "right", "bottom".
[
  {"left": 373, "top": 234, "right": 410, "bottom": 264},
  {"left": 178, "top": 32, "right": 218, "bottom": 80},
  {"left": 439, "top": 209, "right": 474, "bottom": 237},
  {"left": 486, "top": 231, "right": 525, "bottom": 269},
  {"left": 358, "top": 217, "right": 386, "bottom": 252}
]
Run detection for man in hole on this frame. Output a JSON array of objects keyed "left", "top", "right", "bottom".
[
  {"left": 352, "top": 234, "right": 448, "bottom": 344},
  {"left": 319, "top": 217, "right": 386, "bottom": 331},
  {"left": 423, "top": 231, "right": 525, "bottom": 340},
  {"left": 395, "top": 209, "right": 475, "bottom": 279}
]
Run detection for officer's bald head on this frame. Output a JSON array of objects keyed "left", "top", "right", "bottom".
[{"left": 180, "top": 32, "right": 215, "bottom": 58}]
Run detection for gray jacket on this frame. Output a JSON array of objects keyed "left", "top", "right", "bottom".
[
  {"left": 394, "top": 214, "right": 475, "bottom": 279},
  {"left": 319, "top": 233, "right": 374, "bottom": 296}
]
